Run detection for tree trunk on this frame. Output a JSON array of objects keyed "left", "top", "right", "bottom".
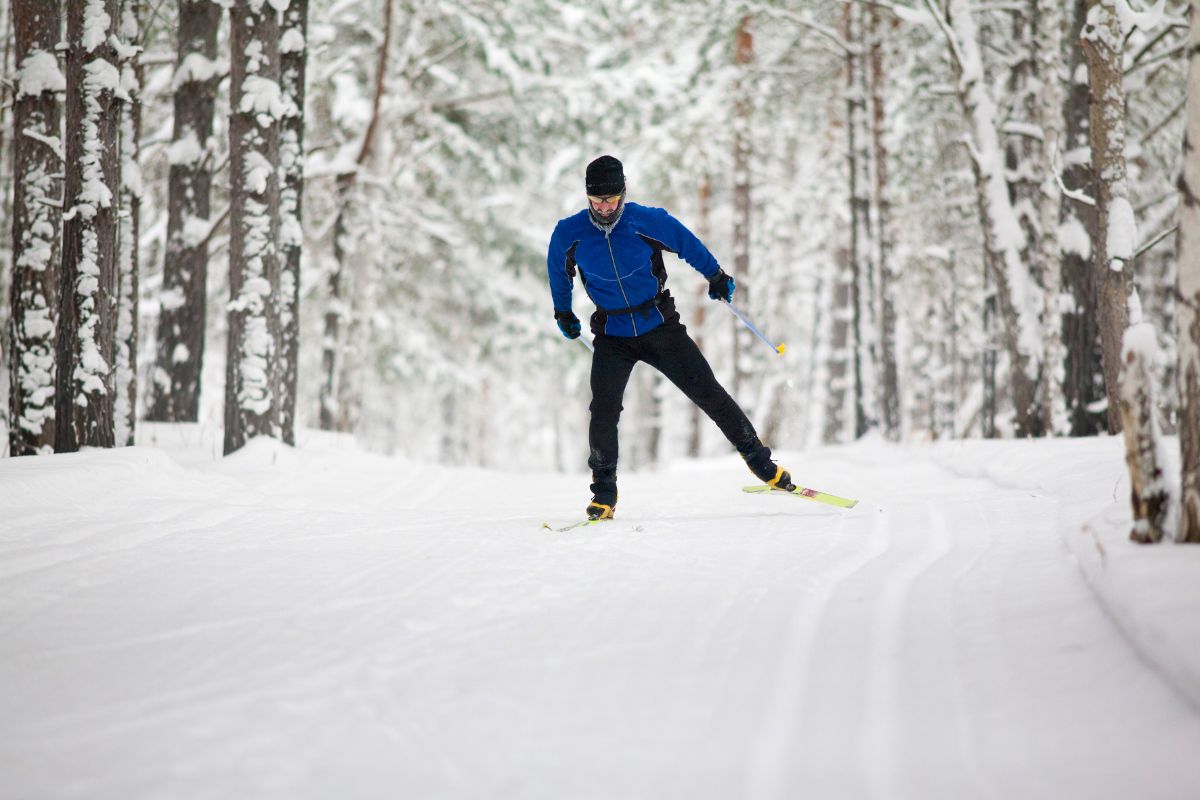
[
  {"left": 944, "top": 0, "right": 1042, "bottom": 438},
  {"left": 1036, "top": 0, "right": 1070, "bottom": 435},
  {"left": 319, "top": 0, "right": 393, "bottom": 433},
  {"left": 869, "top": 4, "right": 899, "bottom": 440},
  {"left": 824, "top": 246, "right": 853, "bottom": 443},
  {"left": 115, "top": 0, "right": 141, "bottom": 446},
  {"left": 8, "top": 0, "right": 62, "bottom": 456},
  {"left": 1006, "top": 5, "right": 1045, "bottom": 436},
  {"left": 731, "top": 14, "right": 753, "bottom": 402},
  {"left": 687, "top": 176, "right": 711, "bottom": 458},
  {"left": 224, "top": 0, "right": 282, "bottom": 455},
  {"left": 1061, "top": 0, "right": 1107, "bottom": 436},
  {"left": 1081, "top": 0, "right": 1135, "bottom": 434},
  {"left": 845, "top": 2, "right": 871, "bottom": 439},
  {"left": 1177, "top": 0, "right": 1200, "bottom": 544},
  {"left": 55, "top": 0, "right": 121, "bottom": 452},
  {"left": 148, "top": 0, "right": 221, "bottom": 423},
  {"left": 279, "top": 0, "right": 308, "bottom": 445},
  {"left": 1119, "top": 317, "right": 1169, "bottom": 543}
]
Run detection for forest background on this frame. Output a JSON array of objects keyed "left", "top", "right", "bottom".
[{"left": 2, "top": 0, "right": 1198, "bottom": 541}]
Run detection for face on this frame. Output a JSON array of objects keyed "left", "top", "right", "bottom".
[{"left": 588, "top": 193, "right": 623, "bottom": 221}]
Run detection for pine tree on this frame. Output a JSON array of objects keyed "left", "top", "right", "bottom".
[
  {"left": 868, "top": 4, "right": 900, "bottom": 440},
  {"left": 279, "top": 0, "right": 309, "bottom": 446},
  {"left": 55, "top": 0, "right": 122, "bottom": 452},
  {"left": 114, "top": 0, "right": 142, "bottom": 446},
  {"left": 318, "top": 0, "right": 393, "bottom": 433},
  {"left": 224, "top": 0, "right": 283, "bottom": 454},
  {"left": 8, "top": 0, "right": 62, "bottom": 455},
  {"left": 148, "top": 0, "right": 223, "bottom": 424},
  {"left": 731, "top": 14, "right": 754, "bottom": 401},
  {"left": 1061, "top": 0, "right": 1107, "bottom": 436}
]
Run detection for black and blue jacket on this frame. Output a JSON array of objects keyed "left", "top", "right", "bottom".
[{"left": 546, "top": 202, "right": 721, "bottom": 337}]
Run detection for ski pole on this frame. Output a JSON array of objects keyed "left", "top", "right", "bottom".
[
  {"left": 577, "top": 336, "right": 594, "bottom": 354},
  {"left": 723, "top": 300, "right": 785, "bottom": 356}
]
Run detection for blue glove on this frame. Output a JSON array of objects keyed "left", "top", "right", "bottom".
[
  {"left": 555, "top": 309, "right": 581, "bottom": 339},
  {"left": 707, "top": 270, "right": 736, "bottom": 303}
]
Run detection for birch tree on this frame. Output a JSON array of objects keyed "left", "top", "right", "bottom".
[
  {"left": 1178, "top": 0, "right": 1200, "bottom": 543},
  {"left": 1081, "top": 0, "right": 1137, "bottom": 434},
  {"left": 148, "top": 0, "right": 223, "bottom": 423},
  {"left": 224, "top": 0, "right": 284, "bottom": 454},
  {"left": 1120, "top": 311, "right": 1170, "bottom": 543},
  {"left": 55, "top": 0, "right": 122, "bottom": 452},
  {"left": 927, "top": 0, "right": 1043, "bottom": 437},
  {"left": 8, "top": 0, "right": 62, "bottom": 456}
]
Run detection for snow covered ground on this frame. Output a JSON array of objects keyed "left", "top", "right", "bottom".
[{"left": 3, "top": 427, "right": 1200, "bottom": 799}]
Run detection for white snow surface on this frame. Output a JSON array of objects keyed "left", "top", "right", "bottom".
[{"left": 2, "top": 429, "right": 1199, "bottom": 799}]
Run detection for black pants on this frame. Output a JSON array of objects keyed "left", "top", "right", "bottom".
[{"left": 588, "top": 320, "right": 765, "bottom": 502}]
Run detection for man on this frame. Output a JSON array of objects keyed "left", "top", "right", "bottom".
[{"left": 546, "top": 154, "right": 795, "bottom": 521}]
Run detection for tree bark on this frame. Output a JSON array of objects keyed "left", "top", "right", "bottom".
[
  {"left": 1081, "top": 0, "right": 1135, "bottom": 434},
  {"left": 731, "top": 14, "right": 753, "bottom": 401},
  {"left": 1177, "top": 0, "right": 1200, "bottom": 543},
  {"left": 279, "top": 0, "right": 308, "bottom": 445},
  {"left": 1119, "top": 320, "right": 1169, "bottom": 543},
  {"left": 942, "top": 0, "right": 1043, "bottom": 437},
  {"left": 56, "top": 0, "right": 121, "bottom": 452},
  {"left": 8, "top": 0, "right": 62, "bottom": 456},
  {"left": 148, "top": 0, "right": 222, "bottom": 423},
  {"left": 824, "top": 247, "right": 853, "bottom": 443},
  {"left": 1035, "top": 0, "right": 1070, "bottom": 435},
  {"left": 319, "top": 0, "right": 393, "bottom": 433},
  {"left": 1061, "top": 0, "right": 1108, "bottom": 436},
  {"left": 115, "top": 0, "right": 142, "bottom": 446},
  {"left": 869, "top": 4, "right": 899, "bottom": 440},
  {"left": 224, "top": 0, "right": 282, "bottom": 454},
  {"left": 687, "top": 176, "right": 712, "bottom": 458},
  {"left": 846, "top": 2, "right": 871, "bottom": 439}
]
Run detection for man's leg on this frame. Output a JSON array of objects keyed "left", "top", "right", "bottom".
[
  {"left": 642, "top": 322, "right": 790, "bottom": 485},
  {"left": 588, "top": 335, "right": 638, "bottom": 509}
]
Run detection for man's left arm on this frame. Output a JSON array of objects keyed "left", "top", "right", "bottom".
[
  {"left": 647, "top": 208, "right": 734, "bottom": 302},
  {"left": 646, "top": 207, "right": 721, "bottom": 280}
]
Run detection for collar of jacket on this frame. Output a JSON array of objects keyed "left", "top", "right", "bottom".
[{"left": 588, "top": 202, "right": 625, "bottom": 233}]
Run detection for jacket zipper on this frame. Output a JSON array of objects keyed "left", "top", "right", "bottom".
[{"left": 605, "top": 229, "right": 638, "bottom": 336}]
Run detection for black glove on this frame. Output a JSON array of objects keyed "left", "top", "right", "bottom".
[
  {"left": 555, "top": 309, "right": 582, "bottom": 339},
  {"left": 707, "top": 269, "right": 736, "bottom": 303}
]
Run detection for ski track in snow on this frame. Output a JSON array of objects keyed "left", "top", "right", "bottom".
[{"left": 2, "top": 442, "right": 1200, "bottom": 799}]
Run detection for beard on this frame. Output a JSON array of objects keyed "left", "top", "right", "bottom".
[{"left": 588, "top": 193, "right": 625, "bottom": 228}]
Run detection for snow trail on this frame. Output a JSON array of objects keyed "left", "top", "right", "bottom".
[{"left": 2, "top": 437, "right": 1199, "bottom": 799}]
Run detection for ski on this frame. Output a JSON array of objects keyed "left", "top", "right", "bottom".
[
  {"left": 742, "top": 484, "right": 859, "bottom": 509},
  {"left": 542, "top": 519, "right": 603, "bottom": 532}
]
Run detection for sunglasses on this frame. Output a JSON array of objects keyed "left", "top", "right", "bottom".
[{"left": 588, "top": 194, "right": 623, "bottom": 204}]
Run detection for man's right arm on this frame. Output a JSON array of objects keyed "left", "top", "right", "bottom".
[{"left": 546, "top": 222, "right": 573, "bottom": 313}]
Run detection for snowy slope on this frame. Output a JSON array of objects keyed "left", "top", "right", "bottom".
[{"left": 2, "top": 431, "right": 1199, "bottom": 799}]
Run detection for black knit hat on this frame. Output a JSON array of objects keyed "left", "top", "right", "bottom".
[{"left": 586, "top": 155, "right": 625, "bottom": 196}]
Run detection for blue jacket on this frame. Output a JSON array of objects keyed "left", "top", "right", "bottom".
[{"left": 546, "top": 202, "right": 721, "bottom": 337}]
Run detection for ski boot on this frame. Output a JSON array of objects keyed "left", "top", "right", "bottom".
[
  {"left": 745, "top": 451, "right": 796, "bottom": 492},
  {"left": 586, "top": 494, "right": 617, "bottom": 521}
]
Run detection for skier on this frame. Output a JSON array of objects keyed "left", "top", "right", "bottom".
[{"left": 547, "top": 155, "right": 795, "bottom": 521}]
